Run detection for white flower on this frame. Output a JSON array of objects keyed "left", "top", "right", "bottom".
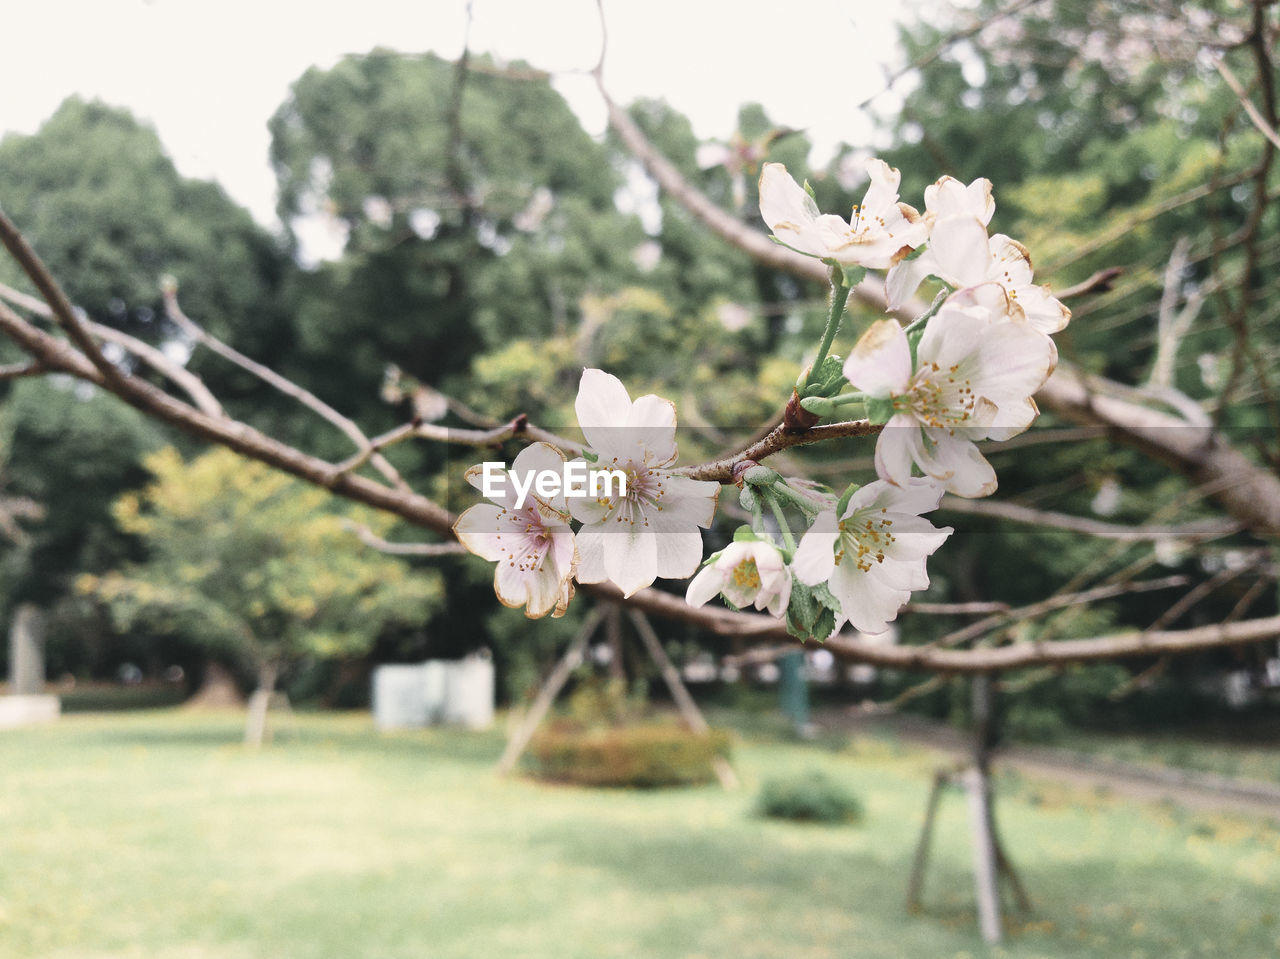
[
  {"left": 686, "top": 539, "right": 792, "bottom": 616},
  {"left": 844, "top": 285, "right": 1058, "bottom": 498},
  {"left": 453, "top": 442, "right": 578, "bottom": 618},
  {"left": 758, "top": 159, "right": 928, "bottom": 270},
  {"left": 885, "top": 176, "right": 1070, "bottom": 334},
  {"left": 570, "top": 369, "right": 719, "bottom": 597},
  {"left": 792, "top": 478, "right": 952, "bottom": 635}
]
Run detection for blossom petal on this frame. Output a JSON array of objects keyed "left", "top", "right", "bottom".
[
  {"left": 604, "top": 525, "right": 658, "bottom": 597},
  {"left": 921, "top": 433, "right": 997, "bottom": 497},
  {"left": 657, "top": 474, "right": 720, "bottom": 528},
  {"left": 576, "top": 368, "right": 635, "bottom": 456},
  {"left": 885, "top": 253, "right": 935, "bottom": 310},
  {"left": 844, "top": 320, "right": 913, "bottom": 397},
  {"left": 874, "top": 414, "right": 923, "bottom": 487},
  {"left": 573, "top": 523, "right": 608, "bottom": 583},
  {"left": 929, "top": 215, "right": 992, "bottom": 288},
  {"left": 759, "top": 163, "right": 823, "bottom": 257},
  {"left": 651, "top": 513, "right": 707, "bottom": 580},
  {"left": 792, "top": 518, "right": 838, "bottom": 586},
  {"left": 828, "top": 561, "right": 907, "bottom": 635},
  {"left": 452, "top": 504, "right": 512, "bottom": 562},
  {"left": 685, "top": 565, "right": 725, "bottom": 608}
]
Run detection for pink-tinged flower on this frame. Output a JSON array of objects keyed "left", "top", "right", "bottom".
[
  {"left": 844, "top": 285, "right": 1058, "bottom": 498},
  {"left": 885, "top": 176, "right": 1070, "bottom": 334},
  {"left": 453, "top": 442, "right": 577, "bottom": 618},
  {"left": 686, "top": 540, "right": 792, "bottom": 617},
  {"left": 570, "top": 369, "right": 719, "bottom": 598},
  {"left": 759, "top": 159, "right": 928, "bottom": 270},
  {"left": 792, "top": 478, "right": 952, "bottom": 635}
]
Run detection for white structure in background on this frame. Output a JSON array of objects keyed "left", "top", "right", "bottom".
[
  {"left": 372, "top": 652, "right": 494, "bottom": 731},
  {"left": 2, "top": 604, "right": 60, "bottom": 729}
]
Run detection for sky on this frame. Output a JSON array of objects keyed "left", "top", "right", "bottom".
[{"left": 0, "top": 0, "right": 931, "bottom": 231}]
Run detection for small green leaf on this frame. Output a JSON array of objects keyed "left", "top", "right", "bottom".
[
  {"left": 836, "top": 482, "right": 859, "bottom": 516},
  {"left": 865, "top": 397, "right": 895, "bottom": 425}
]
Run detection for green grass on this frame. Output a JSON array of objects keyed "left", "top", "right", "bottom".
[
  {"left": 1051, "top": 725, "right": 1280, "bottom": 785},
  {"left": 3, "top": 710, "right": 1279, "bottom": 959}
]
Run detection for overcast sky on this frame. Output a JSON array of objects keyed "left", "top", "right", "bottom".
[{"left": 1, "top": 0, "right": 928, "bottom": 229}]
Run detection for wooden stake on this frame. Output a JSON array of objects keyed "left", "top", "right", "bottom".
[
  {"left": 495, "top": 606, "right": 607, "bottom": 775},
  {"left": 627, "top": 609, "right": 739, "bottom": 790}
]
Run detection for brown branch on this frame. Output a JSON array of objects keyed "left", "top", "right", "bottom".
[
  {"left": 0, "top": 212, "right": 131, "bottom": 392},
  {"left": 938, "top": 496, "right": 1242, "bottom": 542},
  {"left": 672, "top": 418, "right": 883, "bottom": 482},
  {"left": 0, "top": 280, "right": 223, "bottom": 417},
  {"left": 342, "top": 521, "right": 467, "bottom": 557},
  {"left": 1212, "top": 52, "right": 1280, "bottom": 150},
  {"left": 930, "top": 575, "right": 1191, "bottom": 650},
  {"left": 162, "top": 283, "right": 408, "bottom": 491},
  {"left": 0, "top": 360, "right": 44, "bottom": 380}
]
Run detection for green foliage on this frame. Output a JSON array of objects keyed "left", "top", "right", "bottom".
[
  {"left": 755, "top": 768, "right": 865, "bottom": 824},
  {"left": 81, "top": 447, "right": 442, "bottom": 675},
  {"left": 0, "top": 97, "right": 290, "bottom": 367},
  {"left": 525, "top": 719, "right": 732, "bottom": 788},
  {"left": 0, "top": 379, "right": 164, "bottom": 609}
]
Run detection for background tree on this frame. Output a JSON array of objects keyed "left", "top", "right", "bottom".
[{"left": 80, "top": 447, "right": 443, "bottom": 743}]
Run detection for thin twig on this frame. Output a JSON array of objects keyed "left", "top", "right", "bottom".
[
  {"left": 930, "top": 576, "right": 1190, "bottom": 650},
  {"left": 162, "top": 283, "right": 409, "bottom": 491},
  {"left": 938, "top": 496, "right": 1242, "bottom": 542},
  {"left": 342, "top": 521, "right": 467, "bottom": 556}
]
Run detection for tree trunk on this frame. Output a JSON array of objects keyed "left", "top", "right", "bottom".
[{"left": 244, "top": 660, "right": 279, "bottom": 747}]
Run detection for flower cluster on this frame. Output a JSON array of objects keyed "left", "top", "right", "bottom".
[
  {"left": 454, "top": 370, "right": 719, "bottom": 617},
  {"left": 456, "top": 159, "right": 1069, "bottom": 642}
]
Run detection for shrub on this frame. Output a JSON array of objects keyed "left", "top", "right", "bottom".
[
  {"left": 525, "top": 719, "right": 732, "bottom": 788},
  {"left": 755, "top": 769, "right": 865, "bottom": 824}
]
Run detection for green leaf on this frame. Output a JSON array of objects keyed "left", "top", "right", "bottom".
[
  {"left": 865, "top": 397, "right": 896, "bottom": 425},
  {"left": 836, "top": 483, "right": 859, "bottom": 516}
]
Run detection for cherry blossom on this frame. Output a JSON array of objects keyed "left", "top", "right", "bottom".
[
  {"left": 570, "top": 369, "right": 720, "bottom": 597},
  {"left": 453, "top": 442, "right": 578, "bottom": 618},
  {"left": 844, "top": 285, "right": 1058, "bottom": 497},
  {"left": 885, "top": 176, "right": 1070, "bottom": 334},
  {"left": 686, "top": 539, "right": 792, "bottom": 617},
  {"left": 758, "top": 159, "right": 928, "bottom": 270},
  {"left": 792, "top": 478, "right": 952, "bottom": 635}
]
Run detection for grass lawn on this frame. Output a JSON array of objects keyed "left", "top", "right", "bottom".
[
  {"left": 1050, "top": 722, "right": 1280, "bottom": 786},
  {"left": 3, "top": 710, "right": 1279, "bottom": 959}
]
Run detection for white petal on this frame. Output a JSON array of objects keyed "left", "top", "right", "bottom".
[
  {"left": 656, "top": 474, "right": 720, "bottom": 528},
  {"left": 923, "top": 435, "right": 996, "bottom": 498},
  {"left": 652, "top": 524, "right": 706, "bottom": 580},
  {"left": 974, "top": 324, "right": 1058, "bottom": 406},
  {"left": 929, "top": 215, "right": 992, "bottom": 288},
  {"left": 549, "top": 525, "right": 578, "bottom": 578},
  {"left": 864, "top": 476, "right": 946, "bottom": 517},
  {"left": 604, "top": 524, "right": 658, "bottom": 597},
  {"left": 1014, "top": 284, "right": 1071, "bottom": 335},
  {"left": 844, "top": 320, "right": 913, "bottom": 397},
  {"left": 453, "top": 504, "right": 513, "bottom": 562},
  {"left": 885, "top": 253, "right": 935, "bottom": 310},
  {"left": 685, "top": 566, "right": 726, "bottom": 608},
  {"left": 792, "top": 520, "right": 838, "bottom": 586},
  {"left": 758, "top": 163, "right": 824, "bottom": 257},
  {"left": 576, "top": 368, "right": 634, "bottom": 455},
  {"left": 573, "top": 523, "right": 608, "bottom": 584},
  {"left": 762, "top": 572, "right": 792, "bottom": 618},
  {"left": 828, "top": 562, "right": 907, "bottom": 635},
  {"left": 874, "top": 414, "right": 923, "bottom": 487}
]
